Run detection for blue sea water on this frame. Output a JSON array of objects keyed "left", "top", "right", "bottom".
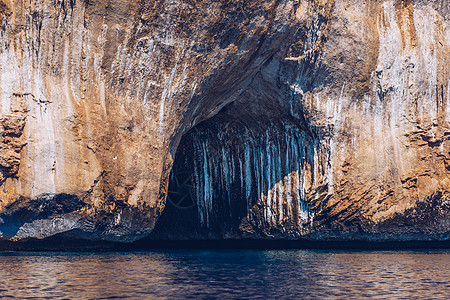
[{"left": 0, "top": 249, "right": 449, "bottom": 299}]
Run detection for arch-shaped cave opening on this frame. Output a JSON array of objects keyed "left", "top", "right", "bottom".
[
  {"left": 148, "top": 102, "right": 327, "bottom": 240},
  {"left": 147, "top": 50, "right": 331, "bottom": 240}
]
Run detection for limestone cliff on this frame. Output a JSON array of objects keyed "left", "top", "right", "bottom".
[{"left": 0, "top": 0, "right": 448, "bottom": 243}]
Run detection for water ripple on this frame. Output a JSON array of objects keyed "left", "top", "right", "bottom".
[{"left": 0, "top": 250, "right": 449, "bottom": 299}]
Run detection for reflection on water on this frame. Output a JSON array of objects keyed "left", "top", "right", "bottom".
[{"left": 0, "top": 250, "right": 449, "bottom": 299}]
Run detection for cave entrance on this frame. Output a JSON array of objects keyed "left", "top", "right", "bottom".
[{"left": 149, "top": 109, "right": 318, "bottom": 240}]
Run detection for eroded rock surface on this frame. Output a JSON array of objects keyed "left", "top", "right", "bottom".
[{"left": 0, "top": 0, "right": 448, "bottom": 242}]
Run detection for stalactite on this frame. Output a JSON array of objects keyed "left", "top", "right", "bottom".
[{"left": 189, "top": 121, "right": 323, "bottom": 232}]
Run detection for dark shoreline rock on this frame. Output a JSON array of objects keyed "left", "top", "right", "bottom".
[{"left": 1, "top": 236, "right": 449, "bottom": 252}]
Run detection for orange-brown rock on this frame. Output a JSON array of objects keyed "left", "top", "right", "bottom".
[{"left": 0, "top": 0, "right": 448, "bottom": 242}]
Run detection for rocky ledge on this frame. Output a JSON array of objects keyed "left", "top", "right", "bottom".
[{"left": 0, "top": 0, "right": 449, "bottom": 245}]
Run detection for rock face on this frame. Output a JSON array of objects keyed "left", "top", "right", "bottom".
[{"left": 0, "top": 0, "right": 448, "bottom": 243}]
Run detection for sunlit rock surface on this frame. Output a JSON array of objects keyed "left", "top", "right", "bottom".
[{"left": 0, "top": 0, "right": 448, "bottom": 243}]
